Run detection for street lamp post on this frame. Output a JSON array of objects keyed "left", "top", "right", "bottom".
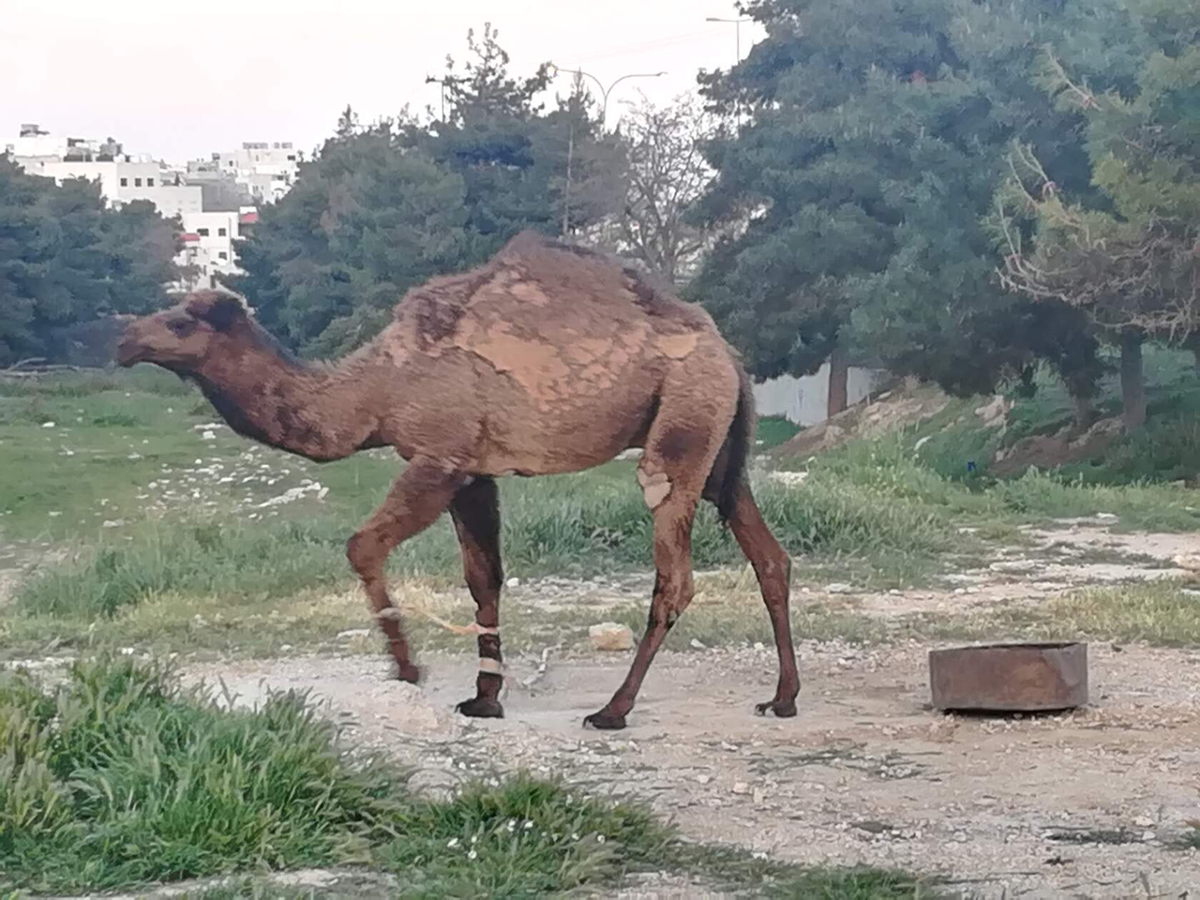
[
  {"left": 706, "top": 16, "right": 752, "bottom": 65},
  {"left": 548, "top": 65, "right": 666, "bottom": 128},
  {"left": 549, "top": 66, "right": 666, "bottom": 237}
]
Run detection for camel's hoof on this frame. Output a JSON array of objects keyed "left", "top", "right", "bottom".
[
  {"left": 455, "top": 696, "right": 504, "bottom": 719},
  {"left": 755, "top": 699, "right": 797, "bottom": 718},
  {"left": 393, "top": 663, "right": 422, "bottom": 684},
  {"left": 583, "top": 710, "right": 627, "bottom": 730}
]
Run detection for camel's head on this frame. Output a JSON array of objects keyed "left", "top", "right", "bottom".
[{"left": 116, "top": 290, "right": 252, "bottom": 371}]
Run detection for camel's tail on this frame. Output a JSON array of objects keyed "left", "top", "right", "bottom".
[{"left": 708, "top": 366, "right": 755, "bottom": 525}]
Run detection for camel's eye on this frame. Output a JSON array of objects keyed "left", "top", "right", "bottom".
[{"left": 166, "top": 316, "right": 196, "bottom": 336}]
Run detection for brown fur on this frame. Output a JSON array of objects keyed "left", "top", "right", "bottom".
[{"left": 116, "top": 232, "right": 799, "bottom": 728}]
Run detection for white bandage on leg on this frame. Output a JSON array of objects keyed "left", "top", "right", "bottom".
[{"left": 478, "top": 657, "right": 504, "bottom": 675}]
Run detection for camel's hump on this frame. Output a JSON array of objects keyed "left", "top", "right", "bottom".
[{"left": 395, "top": 232, "right": 688, "bottom": 318}]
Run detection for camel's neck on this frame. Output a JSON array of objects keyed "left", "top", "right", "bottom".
[{"left": 191, "top": 337, "right": 381, "bottom": 462}]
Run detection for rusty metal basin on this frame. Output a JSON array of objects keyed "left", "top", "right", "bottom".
[{"left": 929, "top": 642, "right": 1088, "bottom": 713}]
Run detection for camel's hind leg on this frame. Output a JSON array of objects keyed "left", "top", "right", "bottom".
[
  {"left": 449, "top": 476, "right": 505, "bottom": 718},
  {"left": 584, "top": 383, "right": 734, "bottom": 730},
  {"left": 709, "top": 480, "right": 799, "bottom": 717}
]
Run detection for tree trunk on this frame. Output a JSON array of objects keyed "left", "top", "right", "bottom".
[
  {"left": 1120, "top": 331, "right": 1146, "bottom": 432},
  {"left": 1069, "top": 390, "right": 1095, "bottom": 430},
  {"left": 827, "top": 341, "right": 849, "bottom": 418}
]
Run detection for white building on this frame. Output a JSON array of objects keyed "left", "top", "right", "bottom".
[
  {"left": 176, "top": 208, "right": 258, "bottom": 291},
  {"left": 5, "top": 122, "right": 108, "bottom": 164},
  {"left": 6, "top": 125, "right": 290, "bottom": 292},
  {"left": 197, "top": 141, "right": 302, "bottom": 203},
  {"left": 10, "top": 125, "right": 204, "bottom": 220},
  {"left": 34, "top": 159, "right": 203, "bottom": 219},
  {"left": 8, "top": 126, "right": 299, "bottom": 293}
]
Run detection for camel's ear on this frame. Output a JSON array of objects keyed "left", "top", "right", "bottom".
[{"left": 186, "top": 291, "right": 247, "bottom": 332}]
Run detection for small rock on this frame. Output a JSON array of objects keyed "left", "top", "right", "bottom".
[
  {"left": 506, "top": 577, "right": 521, "bottom": 588},
  {"left": 696, "top": 774, "right": 712, "bottom": 785},
  {"left": 1095, "top": 512, "right": 1118, "bottom": 521},
  {"left": 731, "top": 782, "right": 750, "bottom": 795},
  {"left": 337, "top": 629, "right": 370, "bottom": 639},
  {"left": 689, "top": 638, "right": 707, "bottom": 650},
  {"left": 1133, "top": 815, "right": 1154, "bottom": 828},
  {"left": 826, "top": 583, "right": 853, "bottom": 595},
  {"left": 41, "top": 421, "right": 55, "bottom": 428},
  {"left": 753, "top": 641, "right": 765, "bottom": 652},
  {"left": 201, "top": 430, "right": 216, "bottom": 441},
  {"left": 589, "top": 622, "right": 634, "bottom": 652}
]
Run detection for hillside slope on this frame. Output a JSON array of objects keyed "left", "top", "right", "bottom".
[{"left": 774, "top": 349, "right": 1199, "bottom": 486}]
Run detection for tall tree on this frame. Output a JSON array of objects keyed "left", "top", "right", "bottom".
[
  {"left": 232, "top": 24, "right": 616, "bottom": 355},
  {"left": 692, "top": 0, "right": 1134, "bottom": 416},
  {"left": 997, "top": 0, "right": 1199, "bottom": 429},
  {"left": 227, "top": 124, "right": 472, "bottom": 356},
  {"left": 615, "top": 93, "right": 716, "bottom": 285}
]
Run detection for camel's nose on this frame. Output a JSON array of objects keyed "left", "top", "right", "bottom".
[{"left": 115, "top": 324, "right": 147, "bottom": 367}]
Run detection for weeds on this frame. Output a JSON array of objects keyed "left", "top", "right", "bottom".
[{"left": 1170, "top": 822, "right": 1200, "bottom": 851}]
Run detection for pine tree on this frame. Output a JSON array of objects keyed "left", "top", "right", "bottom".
[
  {"left": 691, "top": 0, "right": 1133, "bottom": 411},
  {"left": 229, "top": 25, "right": 618, "bottom": 355},
  {"left": 998, "top": 0, "right": 1199, "bottom": 429}
]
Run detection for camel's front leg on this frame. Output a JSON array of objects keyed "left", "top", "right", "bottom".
[
  {"left": 346, "top": 461, "right": 466, "bottom": 682},
  {"left": 449, "top": 476, "right": 505, "bottom": 718}
]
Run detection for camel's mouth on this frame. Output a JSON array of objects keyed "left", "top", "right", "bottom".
[{"left": 114, "top": 338, "right": 148, "bottom": 367}]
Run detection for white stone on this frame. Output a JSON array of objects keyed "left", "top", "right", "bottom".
[{"left": 589, "top": 622, "right": 634, "bottom": 652}]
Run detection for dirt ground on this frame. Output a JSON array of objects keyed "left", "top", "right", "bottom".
[
  {"left": 185, "top": 641, "right": 1200, "bottom": 899},
  {"left": 178, "top": 522, "right": 1200, "bottom": 900}
]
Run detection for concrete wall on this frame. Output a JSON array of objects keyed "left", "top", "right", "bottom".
[{"left": 752, "top": 363, "right": 884, "bottom": 425}]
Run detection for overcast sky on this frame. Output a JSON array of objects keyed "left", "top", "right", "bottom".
[{"left": 3, "top": 0, "right": 763, "bottom": 163}]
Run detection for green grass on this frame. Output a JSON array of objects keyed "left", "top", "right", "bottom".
[
  {"left": 756, "top": 414, "right": 802, "bottom": 450},
  {"left": 4, "top": 367, "right": 1200, "bottom": 661},
  {"left": 0, "top": 656, "right": 932, "bottom": 898},
  {"left": 1171, "top": 823, "right": 1200, "bottom": 851},
  {"left": 5, "top": 438, "right": 975, "bottom": 654}
]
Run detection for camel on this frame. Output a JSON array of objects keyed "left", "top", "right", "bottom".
[{"left": 116, "top": 232, "right": 798, "bottom": 729}]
